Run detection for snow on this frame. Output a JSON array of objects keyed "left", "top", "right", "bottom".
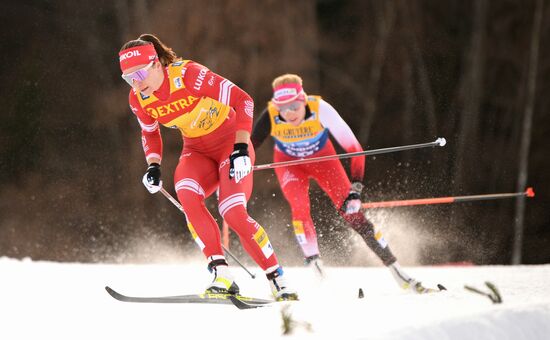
[{"left": 1, "top": 257, "right": 549, "bottom": 340}]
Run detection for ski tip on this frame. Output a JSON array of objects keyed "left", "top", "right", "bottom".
[
  {"left": 105, "top": 286, "right": 120, "bottom": 299},
  {"left": 229, "top": 295, "right": 268, "bottom": 310},
  {"left": 358, "top": 288, "right": 364, "bottom": 299},
  {"left": 437, "top": 284, "right": 447, "bottom": 291}
]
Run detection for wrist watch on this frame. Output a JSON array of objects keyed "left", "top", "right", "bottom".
[{"left": 351, "top": 181, "right": 364, "bottom": 193}]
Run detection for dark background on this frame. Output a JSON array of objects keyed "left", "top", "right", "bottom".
[{"left": 1, "top": 0, "right": 548, "bottom": 266}]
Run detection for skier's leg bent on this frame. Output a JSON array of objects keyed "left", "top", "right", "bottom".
[
  {"left": 340, "top": 204, "right": 428, "bottom": 292},
  {"left": 311, "top": 157, "right": 425, "bottom": 290},
  {"left": 175, "top": 152, "right": 223, "bottom": 257},
  {"left": 219, "top": 150, "right": 298, "bottom": 300},
  {"left": 175, "top": 153, "right": 238, "bottom": 294}
]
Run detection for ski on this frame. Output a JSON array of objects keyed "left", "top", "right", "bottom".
[
  {"left": 105, "top": 286, "right": 274, "bottom": 307},
  {"left": 229, "top": 295, "right": 302, "bottom": 309},
  {"left": 464, "top": 281, "right": 502, "bottom": 303},
  {"left": 425, "top": 283, "right": 447, "bottom": 293},
  {"left": 412, "top": 282, "right": 447, "bottom": 294},
  {"left": 229, "top": 295, "right": 272, "bottom": 309}
]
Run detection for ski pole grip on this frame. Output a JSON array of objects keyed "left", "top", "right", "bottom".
[{"left": 435, "top": 137, "right": 447, "bottom": 146}]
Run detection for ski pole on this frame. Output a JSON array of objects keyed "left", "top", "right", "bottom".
[
  {"left": 159, "top": 187, "right": 257, "bottom": 279},
  {"left": 253, "top": 137, "right": 447, "bottom": 171},
  {"left": 362, "top": 187, "right": 535, "bottom": 209},
  {"left": 222, "top": 220, "right": 230, "bottom": 249}
]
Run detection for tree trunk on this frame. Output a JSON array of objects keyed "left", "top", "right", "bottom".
[
  {"left": 358, "top": 1, "right": 396, "bottom": 146},
  {"left": 453, "top": 0, "right": 488, "bottom": 194},
  {"left": 401, "top": 1, "right": 437, "bottom": 137},
  {"left": 400, "top": 29, "right": 414, "bottom": 145},
  {"left": 512, "top": 0, "right": 544, "bottom": 264}
]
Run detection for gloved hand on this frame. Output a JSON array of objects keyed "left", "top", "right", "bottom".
[
  {"left": 342, "top": 181, "right": 364, "bottom": 214},
  {"left": 229, "top": 143, "right": 252, "bottom": 183},
  {"left": 142, "top": 163, "right": 162, "bottom": 194}
]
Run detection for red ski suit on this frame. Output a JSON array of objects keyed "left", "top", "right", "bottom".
[
  {"left": 129, "top": 60, "right": 278, "bottom": 272},
  {"left": 252, "top": 96, "right": 369, "bottom": 258}
]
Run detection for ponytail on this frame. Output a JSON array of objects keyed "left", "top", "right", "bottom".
[
  {"left": 138, "top": 34, "right": 179, "bottom": 66},
  {"left": 120, "top": 33, "right": 180, "bottom": 67}
]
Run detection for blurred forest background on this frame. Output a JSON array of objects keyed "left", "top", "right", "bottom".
[{"left": 1, "top": 0, "right": 549, "bottom": 267}]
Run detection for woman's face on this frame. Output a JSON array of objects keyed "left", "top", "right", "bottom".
[
  {"left": 277, "top": 100, "right": 306, "bottom": 126},
  {"left": 122, "top": 61, "right": 164, "bottom": 96}
]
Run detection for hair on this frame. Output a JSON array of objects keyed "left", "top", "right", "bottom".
[
  {"left": 272, "top": 74, "right": 303, "bottom": 89},
  {"left": 119, "top": 33, "right": 180, "bottom": 66}
]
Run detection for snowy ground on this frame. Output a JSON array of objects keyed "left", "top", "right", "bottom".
[{"left": 1, "top": 257, "right": 549, "bottom": 340}]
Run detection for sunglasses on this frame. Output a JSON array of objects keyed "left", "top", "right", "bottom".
[
  {"left": 276, "top": 100, "right": 304, "bottom": 114},
  {"left": 121, "top": 61, "right": 155, "bottom": 86}
]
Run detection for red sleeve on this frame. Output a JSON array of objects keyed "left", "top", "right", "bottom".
[
  {"left": 183, "top": 62, "right": 254, "bottom": 132},
  {"left": 349, "top": 147, "right": 365, "bottom": 183},
  {"left": 129, "top": 91, "right": 163, "bottom": 164},
  {"left": 318, "top": 99, "right": 365, "bottom": 182}
]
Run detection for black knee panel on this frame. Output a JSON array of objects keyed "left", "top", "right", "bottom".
[
  {"left": 348, "top": 217, "right": 397, "bottom": 266},
  {"left": 346, "top": 213, "right": 375, "bottom": 237}
]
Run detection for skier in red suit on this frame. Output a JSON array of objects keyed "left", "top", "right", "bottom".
[
  {"left": 252, "top": 74, "right": 430, "bottom": 293},
  {"left": 118, "top": 34, "right": 297, "bottom": 301}
]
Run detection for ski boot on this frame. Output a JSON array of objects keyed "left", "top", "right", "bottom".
[
  {"left": 305, "top": 254, "right": 325, "bottom": 278},
  {"left": 267, "top": 267, "right": 299, "bottom": 301},
  {"left": 205, "top": 258, "right": 240, "bottom": 295},
  {"left": 388, "top": 262, "right": 430, "bottom": 294}
]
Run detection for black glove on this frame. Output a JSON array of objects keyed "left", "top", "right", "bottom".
[
  {"left": 342, "top": 181, "right": 364, "bottom": 214},
  {"left": 229, "top": 143, "right": 251, "bottom": 183},
  {"left": 142, "top": 163, "right": 162, "bottom": 193}
]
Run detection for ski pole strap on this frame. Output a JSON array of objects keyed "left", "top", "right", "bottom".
[
  {"left": 253, "top": 138, "right": 446, "bottom": 171},
  {"left": 362, "top": 187, "right": 535, "bottom": 209}
]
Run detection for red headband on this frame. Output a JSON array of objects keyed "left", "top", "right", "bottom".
[
  {"left": 119, "top": 44, "right": 158, "bottom": 72},
  {"left": 272, "top": 83, "right": 305, "bottom": 105}
]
